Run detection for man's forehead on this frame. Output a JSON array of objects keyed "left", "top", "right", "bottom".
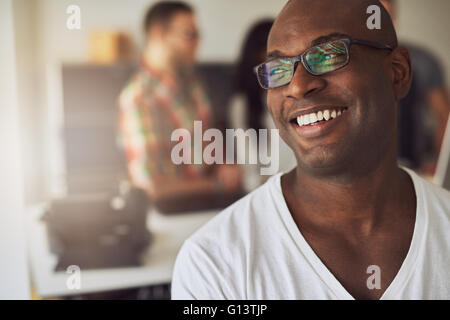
[
  {"left": 267, "top": 14, "right": 359, "bottom": 58},
  {"left": 267, "top": 0, "right": 389, "bottom": 57}
]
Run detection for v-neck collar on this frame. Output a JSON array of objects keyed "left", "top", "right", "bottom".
[{"left": 272, "top": 167, "right": 428, "bottom": 300}]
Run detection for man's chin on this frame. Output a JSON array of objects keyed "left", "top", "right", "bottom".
[{"left": 296, "top": 148, "right": 352, "bottom": 177}]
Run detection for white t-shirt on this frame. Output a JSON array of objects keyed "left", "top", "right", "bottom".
[{"left": 171, "top": 168, "right": 450, "bottom": 300}]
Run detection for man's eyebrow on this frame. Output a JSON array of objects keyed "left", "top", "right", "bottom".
[
  {"left": 310, "top": 33, "right": 351, "bottom": 47},
  {"left": 266, "top": 32, "right": 351, "bottom": 59},
  {"left": 266, "top": 50, "right": 283, "bottom": 60}
]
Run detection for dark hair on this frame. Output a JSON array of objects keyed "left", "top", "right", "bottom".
[
  {"left": 235, "top": 19, "right": 274, "bottom": 131},
  {"left": 143, "top": 1, "right": 193, "bottom": 34}
]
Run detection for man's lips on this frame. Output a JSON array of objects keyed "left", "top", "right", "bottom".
[{"left": 289, "top": 106, "right": 349, "bottom": 139}]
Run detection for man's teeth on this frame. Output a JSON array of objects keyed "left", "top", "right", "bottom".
[
  {"left": 317, "top": 111, "right": 324, "bottom": 121},
  {"left": 331, "top": 110, "right": 337, "bottom": 119},
  {"left": 297, "top": 108, "right": 345, "bottom": 127}
]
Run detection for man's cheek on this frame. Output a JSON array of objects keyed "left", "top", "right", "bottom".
[
  {"left": 266, "top": 96, "right": 275, "bottom": 118},
  {"left": 266, "top": 93, "right": 281, "bottom": 119}
]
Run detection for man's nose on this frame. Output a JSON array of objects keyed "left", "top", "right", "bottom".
[{"left": 285, "top": 63, "right": 327, "bottom": 98}]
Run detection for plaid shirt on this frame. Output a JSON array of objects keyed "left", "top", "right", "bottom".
[{"left": 119, "top": 61, "right": 212, "bottom": 193}]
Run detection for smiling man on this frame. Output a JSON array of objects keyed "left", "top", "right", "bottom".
[{"left": 171, "top": 0, "right": 450, "bottom": 300}]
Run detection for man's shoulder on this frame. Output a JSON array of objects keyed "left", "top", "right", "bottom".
[
  {"left": 187, "top": 175, "right": 281, "bottom": 250},
  {"left": 119, "top": 71, "right": 145, "bottom": 103},
  {"left": 410, "top": 169, "right": 450, "bottom": 213},
  {"left": 171, "top": 178, "right": 282, "bottom": 300},
  {"left": 119, "top": 68, "right": 162, "bottom": 106},
  {"left": 422, "top": 178, "right": 450, "bottom": 208}
]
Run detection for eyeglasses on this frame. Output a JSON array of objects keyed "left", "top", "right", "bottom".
[{"left": 254, "top": 38, "right": 395, "bottom": 90}]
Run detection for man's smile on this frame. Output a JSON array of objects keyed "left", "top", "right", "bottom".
[{"left": 289, "top": 106, "right": 349, "bottom": 139}]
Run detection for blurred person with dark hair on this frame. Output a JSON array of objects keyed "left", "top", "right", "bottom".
[
  {"left": 119, "top": 1, "right": 242, "bottom": 212},
  {"left": 233, "top": 19, "right": 274, "bottom": 132},
  {"left": 229, "top": 20, "right": 296, "bottom": 191},
  {"left": 380, "top": 0, "right": 450, "bottom": 176}
]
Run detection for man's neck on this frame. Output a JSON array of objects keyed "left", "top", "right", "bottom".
[
  {"left": 282, "top": 153, "right": 415, "bottom": 236},
  {"left": 143, "top": 43, "right": 177, "bottom": 76}
]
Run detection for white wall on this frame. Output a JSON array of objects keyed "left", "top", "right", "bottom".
[
  {"left": 13, "top": 0, "right": 50, "bottom": 205},
  {"left": 397, "top": 0, "right": 450, "bottom": 83},
  {"left": 36, "top": 0, "right": 285, "bottom": 63},
  {"left": 0, "top": 0, "right": 31, "bottom": 300}
]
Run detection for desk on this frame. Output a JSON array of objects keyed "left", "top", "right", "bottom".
[{"left": 26, "top": 204, "right": 218, "bottom": 297}]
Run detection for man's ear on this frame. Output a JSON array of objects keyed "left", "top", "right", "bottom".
[{"left": 390, "top": 46, "right": 412, "bottom": 100}]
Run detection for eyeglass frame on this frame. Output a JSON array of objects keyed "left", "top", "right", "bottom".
[{"left": 254, "top": 38, "right": 396, "bottom": 90}]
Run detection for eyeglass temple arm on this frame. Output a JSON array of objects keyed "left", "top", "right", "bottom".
[{"left": 351, "top": 39, "right": 395, "bottom": 51}]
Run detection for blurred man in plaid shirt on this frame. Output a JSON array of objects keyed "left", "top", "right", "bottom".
[{"left": 119, "top": 1, "right": 242, "bottom": 212}]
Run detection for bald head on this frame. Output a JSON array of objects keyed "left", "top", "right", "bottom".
[
  {"left": 265, "top": 0, "right": 412, "bottom": 177},
  {"left": 270, "top": 0, "right": 398, "bottom": 51}
]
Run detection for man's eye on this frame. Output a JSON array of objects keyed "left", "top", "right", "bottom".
[
  {"left": 270, "top": 66, "right": 291, "bottom": 76},
  {"left": 306, "top": 54, "right": 321, "bottom": 64},
  {"left": 308, "top": 53, "right": 337, "bottom": 64}
]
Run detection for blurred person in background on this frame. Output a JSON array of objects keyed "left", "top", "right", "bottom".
[
  {"left": 119, "top": 1, "right": 242, "bottom": 213},
  {"left": 229, "top": 19, "right": 296, "bottom": 191},
  {"left": 380, "top": 0, "right": 450, "bottom": 176}
]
